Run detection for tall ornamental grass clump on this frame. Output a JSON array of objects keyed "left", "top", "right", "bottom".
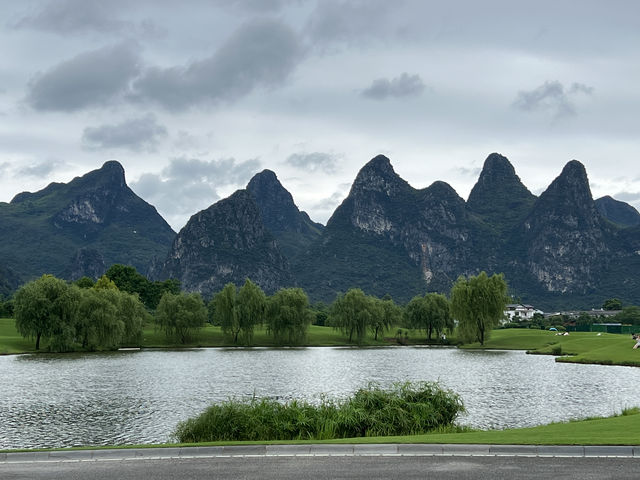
[{"left": 174, "top": 382, "right": 464, "bottom": 443}]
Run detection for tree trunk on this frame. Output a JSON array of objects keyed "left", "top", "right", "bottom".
[{"left": 35, "top": 332, "right": 41, "bottom": 350}]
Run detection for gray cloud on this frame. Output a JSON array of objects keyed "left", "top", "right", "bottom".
[
  {"left": 361, "top": 73, "right": 425, "bottom": 100},
  {"left": 15, "top": 0, "right": 132, "bottom": 34},
  {"left": 132, "top": 18, "right": 302, "bottom": 110},
  {"left": 306, "top": 0, "right": 401, "bottom": 47},
  {"left": 26, "top": 42, "right": 140, "bottom": 111},
  {"left": 212, "top": 0, "right": 303, "bottom": 14},
  {"left": 82, "top": 114, "right": 168, "bottom": 152},
  {"left": 130, "top": 156, "right": 261, "bottom": 229},
  {"left": 513, "top": 80, "right": 594, "bottom": 118},
  {"left": 17, "top": 159, "right": 65, "bottom": 178},
  {"left": 286, "top": 152, "right": 340, "bottom": 174}
]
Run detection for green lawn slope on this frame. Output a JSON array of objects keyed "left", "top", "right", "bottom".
[{"left": 462, "top": 328, "right": 640, "bottom": 367}]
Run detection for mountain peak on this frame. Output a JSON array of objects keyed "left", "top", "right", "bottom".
[
  {"left": 246, "top": 168, "right": 323, "bottom": 258},
  {"left": 482, "top": 152, "right": 515, "bottom": 174},
  {"left": 545, "top": 160, "right": 591, "bottom": 204},
  {"left": 247, "top": 169, "right": 291, "bottom": 201},
  {"left": 96, "top": 160, "right": 126, "bottom": 188},
  {"left": 561, "top": 159, "right": 588, "bottom": 179},
  {"left": 365, "top": 154, "right": 393, "bottom": 170},
  {"left": 467, "top": 153, "right": 535, "bottom": 232},
  {"left": 351, "top": 154, "right": 409, "bottom": 196},
  {"left": 159, "top": 188, "right": 292, "bottom": 296}
]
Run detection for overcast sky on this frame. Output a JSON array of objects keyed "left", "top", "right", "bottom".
[{"left": 1, "top": 0, "right": 639, "bottom": 230}]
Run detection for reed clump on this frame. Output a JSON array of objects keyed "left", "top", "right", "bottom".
[{"left": 174, "top": 381, "right": 464, "bottom": 442}]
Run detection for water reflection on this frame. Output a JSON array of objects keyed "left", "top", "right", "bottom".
[{"left": 1, "top": 347, "right": 639, "bottom": 449}]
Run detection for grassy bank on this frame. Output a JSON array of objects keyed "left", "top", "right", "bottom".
[
  {"left": 316, "top": 407, "right": 640, "bottom": 446},
  {"left": 462, "top": 328, "right": 640, "bottom": 367},
  {"left": 1, "top": 318, "right": 424, "bottom": 354},
  {"left": 0, "top": 318, "right": 36, "bottom": 354},
  {"left": 4, "top": 317, "right": 639, "bottom": 368}
]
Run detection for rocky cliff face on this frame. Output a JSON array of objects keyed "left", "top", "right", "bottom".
[
  {"left": 291, "top": 154, "right": 640, "bottom": 309},
  {"left": 0, "top": 161, "right": 175, "bottom": 281},
  {"left": 246, "top": 169, "right": 323, "bottom": 261},
  {"left": 293, "top": 155, "right": 484, "bottom": 301},
  {"left": 62, "top": 248, "right": 107, "bottom": 281},
  {"left": 515, "top": 160, "right": 610, "bottom": 294},
  {"left": 157, "top": 189, "right": 292, "bottom": 297},
  {"left": 4, "top": 154, "right": 639, "bottom": 310}
]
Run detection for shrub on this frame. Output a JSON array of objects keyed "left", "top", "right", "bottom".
[{"left": 174, "top": 382, "right": 464, "bottom": 442}]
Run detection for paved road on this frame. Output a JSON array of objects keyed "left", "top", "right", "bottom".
[{"left": 2, "top": 444, "right": 639, "bottom": 480}]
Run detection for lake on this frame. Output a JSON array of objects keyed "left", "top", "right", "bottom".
[{"left": 1, "top": 347, "right": 639, "bottom": 450}]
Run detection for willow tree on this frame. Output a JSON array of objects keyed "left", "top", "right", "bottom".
[
  {"left": 370, "top": 295, "right": 400, "bottom": 341},
  {"left": 155, "top": 291, "right": 207, "bottom": 344},
  {"left": 236, "top": 279, "right": 266, "bottom": 345},
  {"left": 405, "top": 293, "right": 452, "bottom": 341},
  {"left": 266, "top": 287, "right": 313, "bottom": 345},
  {"left": 213, "top": 283, "right": 239, "bottom": 343},
  {"left": 14, "top": 274, "right": 78, "bottom": 350},
  {"left": 450, "top": 272, "right": 508, "bottom": 345},
  {"left": 329, "top": 288, "right": 378, "bottom": 345}
]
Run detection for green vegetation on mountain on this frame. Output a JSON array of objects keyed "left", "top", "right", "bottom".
[
  {"left": 3, "top": 154, "right": 640, "bottom": 312},
  {"left": 467, "top": 152, "right": 536, "bottom": 235},
  {"left": 246, "top": 169, "right": 323, "bottom": 262},
  {"left": 595, "top": 195, "right": 640, "bottom": 227},
  {"left": 0, "top": 161, "right": 175, "bottom": 283},
  {"left": 156, "top": 190, "right": 292, "bottom": 297}
]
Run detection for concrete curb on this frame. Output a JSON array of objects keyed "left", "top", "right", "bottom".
[{"left": 2, "top": 444, "right": 640, "bottom": 464}]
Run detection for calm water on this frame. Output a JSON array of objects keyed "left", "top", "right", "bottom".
[{"left": 1, "top": 347, "right": 639, "bottom": 449}]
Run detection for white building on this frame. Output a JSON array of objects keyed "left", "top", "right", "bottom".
[{"left": 504, "top": 304, "right": 543, "bottom": 322}]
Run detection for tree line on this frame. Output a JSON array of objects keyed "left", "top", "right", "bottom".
[{"left": 11, "top": 266, "right": 511, "bottom": 352}]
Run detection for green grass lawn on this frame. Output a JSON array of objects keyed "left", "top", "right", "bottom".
[
  {"left": 462, "top": 328, "right": 640, "bottom": 367},
  {"left": 135, "top": 407, "right": 640, "bottom": 448},
  {"left": 314, "top": 408, "right": 640, "bottom": 446},
  {"left": 0, "top": 318, "right": 37, "bottom": 354},
  {"left": 140, "top": 323, "right": 396, "bottom": 348},
  {"left": 1, "top": 318, "right": 402, "bottom": 354}
]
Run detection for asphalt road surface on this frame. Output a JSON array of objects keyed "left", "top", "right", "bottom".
[{"left": 2, "top": 445, "right": 638, "bottom": 480}]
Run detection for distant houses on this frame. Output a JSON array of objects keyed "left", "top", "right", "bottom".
[
  {"left": 504, "top": 304, "right": 543, "bottom": 322},
  {"left": 543, "top": 308, "right": 621, "bottom": 319}
]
